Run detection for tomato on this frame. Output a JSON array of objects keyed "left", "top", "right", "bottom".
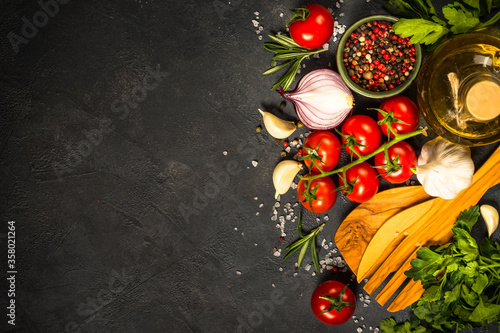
[
  {"left": 341, "top": 115, "right": 381, "bottom": 158},
  {"left": 311, "top": 280, "right": 356, "bottom": 326},
  {"left": 288, "top": 4, "right": 334, "bottom": 49},
  {"left": 339, "top": 162, "right": 379, "bottom": 203},
  {"left": 374, "top": 141, "right": 417, "bottom": 184},
  {"left": 297, "top": 173, "right": 336, "bottom": 214},
  {"left": 302, "top": 130, "right": 341, "bottom": 173},
  {"left": 377, "top": 95, "right": 419, "bottom": 138}
]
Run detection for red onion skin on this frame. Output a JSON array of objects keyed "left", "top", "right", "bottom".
[{"left": 277, "top": 69, "right": 353, "bottom": 130}]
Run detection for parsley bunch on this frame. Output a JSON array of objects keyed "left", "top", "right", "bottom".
[
  {"left": 381, "top": 206, "right": 500, "bottom": 332},
  {"left": 384, "top": 0, "right": 500, "bottom": 46}
]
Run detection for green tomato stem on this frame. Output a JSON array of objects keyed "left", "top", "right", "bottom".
[{"left": 301, "top": 127, "right": 424, "bottom": 183}]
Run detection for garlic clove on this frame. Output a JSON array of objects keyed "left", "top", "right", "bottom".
[
  {"left": 259, "top": 109, "right": 297, "bottom": 139},
  {"left": 273, "top": 160, "right": 302, "bottom": 199},
  {"left": 480, "top": 204, "right": 499, "bottom": 238}
]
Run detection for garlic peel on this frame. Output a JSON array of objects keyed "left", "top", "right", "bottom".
[
  {"left": 481, "top": 205, "right": 499, "bottom": 238},
  {"left": 415, "top": 137, "right": 474, "bottom": 199},
  {"left": 259, "top": 109, "right": 296, "bottom": 139},
  {"left": 273, "top": 160, "right": 302, "bottom": 199}
]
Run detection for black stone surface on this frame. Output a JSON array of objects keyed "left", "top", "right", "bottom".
[{"left": 0, "top": 0, "right": 499, "bottom": 332}]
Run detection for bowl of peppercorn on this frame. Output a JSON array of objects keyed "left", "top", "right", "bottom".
[{"left": 336, "top": 15, "right": 422, "bottom": 98}]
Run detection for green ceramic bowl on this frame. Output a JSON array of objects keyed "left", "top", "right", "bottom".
[{"left": 336, "top": 15, "right": 422, "bottom": 99}]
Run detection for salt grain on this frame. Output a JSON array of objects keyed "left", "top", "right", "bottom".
[
  {"left": 252, "top": 19, "right": 259, "bottom": 27},
  {"left": 236, "top": 271, "right": 242, "bottom": 275},
  {"left": 259, "top": 203, "right": 264, "bottom": 208},
  {"left": 222, "top": 151, "right": 228, "bottom": 155},
  {"left": 252, "top": 160, "right": 258, "bottom": 167}
]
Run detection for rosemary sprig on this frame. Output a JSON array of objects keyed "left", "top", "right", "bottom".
[
  {"left": 263, "top": 34, "right": 328, "bottom": 91},
  {"left": 283, "top": 211, "right": 325, "bottom": 273}
]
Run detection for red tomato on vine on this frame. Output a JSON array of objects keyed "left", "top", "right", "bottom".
[
  {"left": 377, "top": 95, "right": 419, "bottom": 138},
  {"left": 302, "top": 130, "right": 341, "bottom": 173},
  {"left": 339, "top": 162, "right": 379, "bottom": 203},
  {"left": 340, "top": 115, "right": 381, "bottom": 158},
  {"left": 374, "top": 141, "right": 417, "bottom": 184},
  {"left": 297, "top": 173, "right": 337, "bottom": 214}
]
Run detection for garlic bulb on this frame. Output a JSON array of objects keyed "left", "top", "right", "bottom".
[
  {"left": 273, "top": 160, "right": 302, "bottom": 199},
  {"left": 414, "top": 137, "right": 474, "bottom": 199}
]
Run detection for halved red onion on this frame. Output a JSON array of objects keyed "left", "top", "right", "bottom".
[{"left": 277, "top": 69, "right": 354, "bottom": 130}]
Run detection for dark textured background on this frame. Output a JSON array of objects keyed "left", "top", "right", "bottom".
[{"left": 0, "top": 0, "right": 499, "bottom": 332}]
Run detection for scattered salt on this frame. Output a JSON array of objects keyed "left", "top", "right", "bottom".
[{"left": 252, "top": 160, "right": 258, "bottom": 167}]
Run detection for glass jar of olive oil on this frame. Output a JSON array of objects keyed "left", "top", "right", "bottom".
[{"left": 417, "top": 30, "right": 500, "bottom": 146}]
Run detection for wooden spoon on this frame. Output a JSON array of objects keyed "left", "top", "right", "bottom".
[
  {"left": 358, "top": 144, "right": 500, "bottom": 311},
  {"left": 335, "top": 186, "right": 431, "bottom": 275}
]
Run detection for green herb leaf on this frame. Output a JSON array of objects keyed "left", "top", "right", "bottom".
[
  {"left": 380, "top": 318, "right": 397, "bottom": 333},
  {"left": 392, "top": 18, "right": 450, "bottom": 45},
  {"left": 443, "top": 4, "right": 481, "bottom": 34},
  {"left": 263, "top": 34, "right": 327, "bottom": 90},
  {"left": 384, "top": 0, "right": 425, "bottom": 18},
  {"left": 282, "top": 212, "right": 324, "bottom": 273},
  {"left": 469, "top": 295, "right": 500, "bottom": 324}
]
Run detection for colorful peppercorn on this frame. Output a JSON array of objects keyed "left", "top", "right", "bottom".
[{"left": 342, "top": 20, "right": 417, "bottom": 92}]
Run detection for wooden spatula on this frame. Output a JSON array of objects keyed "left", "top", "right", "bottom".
[
  {"left": 358, "top": 144, "right": 500, "bottom": 312},
  {"left": 335, "top": 186, "right": 431, "bottom": 275}
]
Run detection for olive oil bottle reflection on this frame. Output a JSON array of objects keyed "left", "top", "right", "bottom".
[{"left": 417, "top": 31, "right": 500, "bottom": 146}]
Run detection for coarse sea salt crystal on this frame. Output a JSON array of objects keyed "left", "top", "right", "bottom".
[
  {"left": 223, "top": 151, "right": 228, "bottom": 155},
  {"left": 252, "top": 160, "right": 258, "bottom": 167},
  {"left": 236, "top": 270, "right": 242, "bottom": 275},
  {"left": 252, "top": 19, "right": 259, "bottom": 27}
]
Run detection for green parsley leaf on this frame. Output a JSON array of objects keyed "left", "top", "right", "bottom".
[
  {"left": 380, "top": 318, "right": 397, "bottom": 333},
  {"left": 443, "top": 4, "right": 481, "bottom": 33},
  {"left": 472, "top": 273, "right": 489, "bottom": 294},
  {"left": 384, "top": 0, "right": 425, "bottom": 18},
  {"left": 469, "top": 295, "right": 500, "bottom": 324},
  {"left": 392, "top": 18, "right": 450, "bottom": 45}
]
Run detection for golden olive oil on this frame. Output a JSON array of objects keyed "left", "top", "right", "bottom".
[{"left": 417, "top": 32, "right": 500, "bottom": 146}]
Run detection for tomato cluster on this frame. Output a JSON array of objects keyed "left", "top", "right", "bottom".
[{"left": 297, "top": 95, "right": 419, "bottom": 210}]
